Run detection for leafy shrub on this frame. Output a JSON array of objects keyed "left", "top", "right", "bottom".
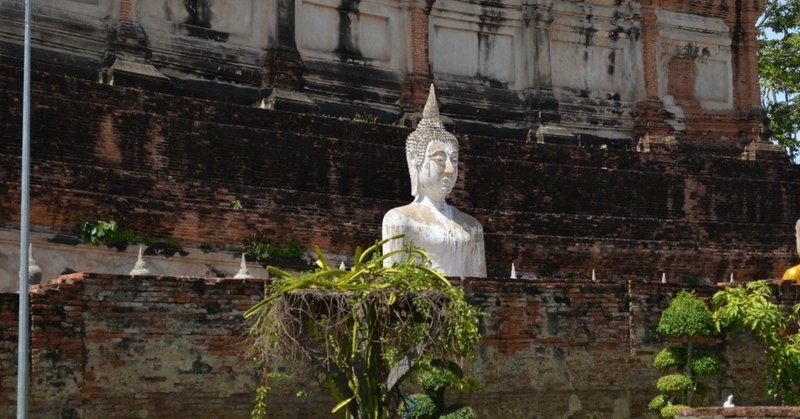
[
  {"left": 75, "top": 219, "right": 183, "bottom": 254},
  {"left": 243, "top": 234, "right": 305, "bottom": 264},
  {"left": 648, "top": 394, "right": 667, "bottom": 412},
  {"left": 656, "top": 374, "right": 693, "bottom": 393},
  {"left": 398, "top": 394, "right": 436, "bottom": 419},
  {"left": 654, "top": 347, "right": 686, "bottom": 370},
  {"left": 439, "top": 405, "right": 476, "bottom": 419},
  {"left": 713, "top": 280, "right": 800, "bottom": 403},
  {"left": 651, "top": 291, "right": 721, "bottom": 418},
  {"left": 246, "top": 237, "right": 481, "bottom": 419},
  {"left": 418, "top": 362, "right": 462, "bottom": 394},
  {"left": 660, "top": 404, "right": 688, "bottom": 419},
  {"left": 657, "top": 291, "right": 715, "bottom": 337},
  {"left": 691, "top": 354, "right": 722, "bottom": 376}
]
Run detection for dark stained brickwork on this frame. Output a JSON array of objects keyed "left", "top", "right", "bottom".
[
  {"left": 678, "top": 407, "right": 800, "bottom": 418},
  {"left": 1, "top": 275, "right": 796, "bottom": 418},
  {"left": 1, "top": 61, "right": 799, "bottom": 280}
]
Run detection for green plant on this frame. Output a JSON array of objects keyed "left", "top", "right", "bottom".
[
  {"left": 251, "top": 386, "right": 268, "bottom": 419},
  {"left": 650, "top": 291, "right": 721, "bottom": 417},
  {"left": 690, "top": 354, "right": 722, "bottom": 376},
  {"left": 401, "top": 361, "right": 477, "bottom": 419},
  {"left": 654, "top": 347, "right": 686, "bottom": 370},
  {"left": 758, "top": 0, "right": 799, "bottom": 156},
  {"left": 656, "top": 374, "right": 693, "bottom": 393},
  {"left": 352, "top": 113, "right": 379, "bottom": 124},
  {"left": 418, "top": 362, "right": 461, "bottom": 395},
  {"left": 713, "top": 280, "right": 800, "bottom": 404},
  {"left": 243, "top": 234, "right": 305, "bottom": 264},
  {"left": 398, "top": 394, "right": 436, "bottom": 419},
  {"left": 75, "top": 219, "right": 184, "bottom": 254},
  {"left": 681, "top": 274, "right": 703, "bottom": 286},
  {"left": 438, "top": 406, "right": 476, "bottom": 419},
  {"left": 77, "top": 220, "right": 126, "bottom": 246},
  {"left": 245, "top": 235, "right": 481, "bottom": 419},
  {"left": 659, "top": 404, "right": 688, "bottom": 419},
  {"left": 648, "top": 394, "right": 667, "bottom": 412},
  {"left": 231, "top": 199, "right": 243, "bottom": 211}
]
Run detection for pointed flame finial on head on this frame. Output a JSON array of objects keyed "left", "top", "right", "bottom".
[{"left": 422, "top": 84, "right": 440, "bottom": 121}]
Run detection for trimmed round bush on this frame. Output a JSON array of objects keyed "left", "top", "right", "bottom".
[
  {"left": 418, "top": 362, "right": 461, "bottom": 394},
  {"left": 648, "top": 394, "right": 668, "bottom": 412},
  {"left": 657, "top": 291, "right": 715, "bottom": 337},
  {"left": 660, "top": 404, "right": 688, "bottom": 419},
  {"left": 691, "top": 354, "right": 722, "bottom": 376},
  {"left": 656, "top": 374, "right": 693, "bottom": 393},
  {"left": 654, "top": 347, "right": 686, "bottom": 370},
  {"left": 439, "top": 405, "right": 476, "bottom": 419},
  {"left": 398, "top": 394, "right": 436, "bottom": 419}
]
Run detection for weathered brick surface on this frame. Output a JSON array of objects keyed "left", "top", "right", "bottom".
[
  {"left": 1, "top": 276, "right": 794, "bottom": 418},
  {"left": 2, "top": 273, "right": 265, "bottom": 418},
  {"left": 678, "top": 406, "right": 800, "bottom": 419},
  {"left": 1, "top": 62, "right": 798, "bottom": 281},
  {"left": 0, "top": 293, "right": 18, "bottom": 412}
]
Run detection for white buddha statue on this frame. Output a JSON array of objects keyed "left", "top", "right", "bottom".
[{"left": 382, "top": 85, "right": 486, "bottom": 277}]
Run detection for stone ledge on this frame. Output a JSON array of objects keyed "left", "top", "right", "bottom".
[{"left": 678, "top": 406, "right": 800, "bottom": 419}]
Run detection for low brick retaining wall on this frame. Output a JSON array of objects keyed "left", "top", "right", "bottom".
[
  {"left": 3, "top": 273, "right": 794, "bottom": 418},
  {"left": 678, "top": 407, "right": 800, "bottom": 418}
]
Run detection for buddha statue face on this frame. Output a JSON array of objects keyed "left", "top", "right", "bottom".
[{"left": 416, "top": 140, "right": 458, "bottom": 201}]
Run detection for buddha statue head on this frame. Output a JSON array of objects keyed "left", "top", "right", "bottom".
[{"left": 406, "top": 85, "right": 459, "bottom": 199}]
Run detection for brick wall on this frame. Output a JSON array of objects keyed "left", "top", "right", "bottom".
[
  {"left": 0, "top": 293, "right": 18, "bottom": 412},
  {"left": 2, "top": 273, "right": 266, "bottom": 418},
  {"left": 1, "top": 275, "right": 793, "bottom": 418},
  {"left": 1, "top": 62, "right": 799, "bottom": 281},
  {"left": 678, "top": 407, "right": 800, "bottom": 419}
]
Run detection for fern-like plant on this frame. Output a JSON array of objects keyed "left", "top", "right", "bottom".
[{"left": 245, "top": 235, "right": 481, "bottom": 419}]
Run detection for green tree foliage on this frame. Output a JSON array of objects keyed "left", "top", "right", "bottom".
[
  {"left": 712, "top": 280, "right": 800, "bottom": 404},
  {"left": 245, "top": 236, "right": 481, "bottom": 419},
  {"left": 759, "top": 0, "right": 800, "bottom": 155},
  {"left": 650, "top": 291, "right": 721, "bottom": 418}
]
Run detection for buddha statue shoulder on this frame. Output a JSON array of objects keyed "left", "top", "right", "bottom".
[{"left": 381, "top": 85, "right": 487, "bottom": 277}]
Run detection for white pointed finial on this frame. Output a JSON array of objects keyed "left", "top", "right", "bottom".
[
  {"left": 339, "top": 261, "right": 346, "bottom": 271},
  {"left": 234, "top": 253, "right": 253, "bottom": 279},
  {"left": 591, "top": 269, "right": 596, "bottom": 282},
  {"left": 729, "top": 273, "right": 734, "bottom": 283},
  {"left": 661, "top": 272, "right": 666, "bottom": 283},
  {"left": 422, "top": 84, "right": 440, "bottom": 121},
  {"left": 510, "top": 263, "right": 517, "bottom": 279},
  {"left": 28, "top": 243, "right": 42, "bottom": 284},
  {"left": 130, "top": 246, "right": 150, "bottom": 276}
]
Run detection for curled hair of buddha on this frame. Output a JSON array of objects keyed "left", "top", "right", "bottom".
[{"left": 406, "top": 84, "right": 459, "bottom": 197}]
